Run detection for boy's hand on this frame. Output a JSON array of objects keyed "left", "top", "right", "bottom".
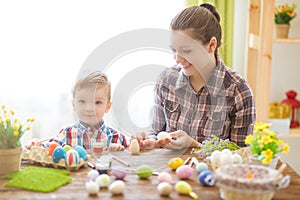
[{"left": 108, "top": 143, "right": 125, "bottom": 151}]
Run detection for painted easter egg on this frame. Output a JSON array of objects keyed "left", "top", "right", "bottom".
[
  {"left": 136, "top": 165, "right": 153, "bottom": 179},
  {"left": 111, "top": 166, "right": 127, "bottom": 180},
  {"left": 63, "top": 144, "right": 72, "bottom": 152},
  {"left": 198, "top": 170, "right": 215, "bottom": 186},
  {"left": 48, "top": 142, "right": 59, "bottom": 156},
  {"left": 157, "top": 172, "right": 173, "bottom": 184},
  {"left": 74, "top": 145, "right": 87, "bottom": 161},
  {"left": 176, "top": 165, "right": 194, "bottom": 179},
  {"left": 196, "top": 162, "right": 208, "bottom": 173},
  {"left": 52, "top": 146, "right": 66, "bottom": 163},
  {"left": 168, "top": 157, "right": 184, "bottom": 170},
  {"left": 175, "top": 181, "right": 192, "bottom": 194},
  {"left": 65, "top": 149, "right": 79, "bottom": 166},
  {"left": 95, "top": 174, "right": 110, "bottom": 187}
]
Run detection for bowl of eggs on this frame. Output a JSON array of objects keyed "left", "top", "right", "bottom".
[{"left": 214, "top": 164, "right": 290, "bottom": 200}]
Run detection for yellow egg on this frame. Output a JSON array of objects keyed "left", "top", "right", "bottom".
[{"left": 168, "top": 157, "right": 184, "bottom": 170}]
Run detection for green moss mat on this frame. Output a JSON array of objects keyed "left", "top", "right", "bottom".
[{"left": 4, "top": 166, "right": 72, "bottom": 193}]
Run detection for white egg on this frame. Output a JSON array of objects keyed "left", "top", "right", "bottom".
[
  {"left": 221, "top": 148, "right": 232, "bottom": 156},
  {"left": 157, "top": 132, "right": 172, "bottom": 140},
  {"left": 157, "top": 182, "right": 172, "bottom": 196},
  {"left": 85, "top": 181, "right": 98, "bottom": 195},
  {"left": 232, "top": 153, "right": 243, "bottom": 164},
  {"left": 210, "top": 150, "right": 222, "bottom": 167},
  {"left": 220, "top": 153, "right": 233, "bottom": 166},
  {"left": 109, "top": 180, "right": 126, "bottom": 195},
  {"left": 87, "top": 169, "right": 99, "bottom": 181},
  {"left": 129, "top": 139, "right": 140, "bottom": 155},
  {"left": 95, "top": 174, "right": 110, "bottom": 187}
]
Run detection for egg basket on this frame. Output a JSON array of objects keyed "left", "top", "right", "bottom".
[
  {"left": 21, "top": 146, "right": 87, "bottom": 171},
  {"left": 214, "top": 164, "right": 290, "bottom": 200}
]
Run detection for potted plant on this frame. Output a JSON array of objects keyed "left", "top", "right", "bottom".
[
  {"left": 274, "top": 3, "right": 297, "bottom": 38},
  {"left": 245, "top": 122, "right": 290, "bottom": 168},
  {"left": 0, "top": 104, "right": 35, "bottom": 174}
]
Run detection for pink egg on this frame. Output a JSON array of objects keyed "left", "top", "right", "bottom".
[
  {"left": 111, "top": 167, "right": 127, "bottom": 180},
  {"left": 175, "top": 165, "right": 194, "bottom": 179},
  {"left": 157, "top": 172, "right": 173, "bottom": 184}
]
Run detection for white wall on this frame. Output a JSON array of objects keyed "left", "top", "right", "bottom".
[
  {"left": 0, "top": 0, "right": 184, "bottom": 144},
  {"left": 270, "top": 0, "right": 300, "bottom": 102}
]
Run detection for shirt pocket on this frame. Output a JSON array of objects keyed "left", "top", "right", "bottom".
[
  {"left": 200, "top": 111, "right": 229, "bottom": 138},
  {"left": 164, "top": 99, "right": 181, "bottom": 131}
]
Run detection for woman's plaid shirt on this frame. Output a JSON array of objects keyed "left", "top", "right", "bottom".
[{"left": 152, "top": 56, "right": 256, "bottom": 147}]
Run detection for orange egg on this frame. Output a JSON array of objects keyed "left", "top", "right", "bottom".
[{"left": 48, "top": 142, "right": 59, "bottom": 156}]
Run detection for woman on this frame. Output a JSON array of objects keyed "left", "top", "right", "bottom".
[{"left": 139, "top": 4, "right": 256, "bottom": 150}]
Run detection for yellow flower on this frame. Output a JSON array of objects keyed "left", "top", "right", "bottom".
[
  {"left": 264, "top": 129, "right": 276, "bottom": 137},
  {"left": 1, "top": 104, "right": 5, "bottom": 109},
  {"left": 282, "top": 144, "right": 290, "bottom": 153},
  {"left": 262, "top": 157, "right": 272, "bottom": 165},
  {"left": 10, "top": 109, "right": 15, "bottom": 115},
  {"left": 13, "top": 130, "right": 19, "bottom": 137},
  {"left": 276, "top": 140, "right": 284, "bottom": 145},
  {"left": 261, "top": 135, "right": 272, "bottom": 145},
  {"left": 245, "top": 135, "right": 253, "bottom": 144},
  {"left": 26, "top": 126, "right": 31, "bottom": 130},
  {"left": 12, "top": 124, "right": 19, "bottom": 130},
  {"left": 262, "top": 149, "right": 273, "bottom": 158}
]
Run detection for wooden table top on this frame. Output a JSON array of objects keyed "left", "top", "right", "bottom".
[{"left": 1, "top": 148, "right": 300, "bottom": 200}]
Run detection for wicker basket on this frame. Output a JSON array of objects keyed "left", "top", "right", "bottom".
[{"left": 215, "top": 164, "right": 290, "bottom": 200}]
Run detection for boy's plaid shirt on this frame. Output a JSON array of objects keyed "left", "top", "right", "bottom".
[{"left": 56, "top": 119, "right": 128, "bottom": 150}]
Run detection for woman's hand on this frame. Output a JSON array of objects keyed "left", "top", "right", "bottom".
[
  {"left": 158, "top": 130, "right": 196, "bottom": 150},
  {"left": 131, "top": 132, "right": 157, "bottom": 150}
]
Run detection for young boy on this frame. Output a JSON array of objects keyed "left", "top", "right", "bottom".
[{"left": 56, "top": 71, "right": 128, "bottom": 151}]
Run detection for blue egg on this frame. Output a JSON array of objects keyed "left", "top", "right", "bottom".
[
  {"left": 196, "top": 162, "right": 208, "bottom": 173},
  {"left": 198, "top": 170, "right": 215, "bottom": 186},
  {"left": 74, "top": 145, "right": 87, "bottom": 161},
  {"left": 52, "top": 146, "right": 67, "bottom": 163}
]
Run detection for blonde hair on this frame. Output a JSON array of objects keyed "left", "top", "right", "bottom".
[{"left": 72, "top": 71, "right": 111, "bottom": 102}]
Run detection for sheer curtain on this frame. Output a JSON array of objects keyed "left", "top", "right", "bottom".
[{"left": 0, "top": 0, "right": 184, "bottom": 144}]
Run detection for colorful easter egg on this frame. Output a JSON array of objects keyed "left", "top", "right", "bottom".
[
  {"left": 168, "top": 157, "right": 184, "bottom": 170},
  {"left": 136, "top": 165, "right": 153, "bottom": 179},
  {"left": 63, "top": 145, "right": 72, "bottom": 152},
  {"left": 95, "top": 174, "right": 110, "bottom": 187},
  {"left": 196, "top": 162, "right": 208, "bottom": 173},
  {"left": 176, "top": 165, "right": 194, "bottom": 179},
  {"left": 48, "top": 142, "right": 59, "bottom": 156},
  {"left": 198, "top": 170, "right": 215, "bottom": 186},
  {"left": 74, "top": 145, "right": 87, "bottom": 161},
  {"left": 175, "top": 181, "right": 198, "bottom": 199},
  {"left": 52, "top": 146, "right": 67, "bottom": 163},
  {"left": 158, "top": 172, "right": 173, "bottom": 184},
  {"left": 65, "top": 149, "right": 79, "bottom": 166},
  {"left": 111, "top": 166, "right": 127, "bottom": 180}
]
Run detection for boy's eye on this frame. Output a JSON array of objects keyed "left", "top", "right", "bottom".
[
  {"left": 95, "top": 101, "right": 103, "bottom": 105},
  {"left": 78, "top": 100, "right": 85, "bottom": 104}
]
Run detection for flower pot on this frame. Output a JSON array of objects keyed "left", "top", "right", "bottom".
[
  {"left": 250, "top": 155, "right": 279, "bottom": 169},
  {"left": 0, "top": 148, "right": 22, "bottom": 175},
  {"left": 275, "top": 24, "right": 290, "bottom": 38}
]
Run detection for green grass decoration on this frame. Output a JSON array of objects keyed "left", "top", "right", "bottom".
[{"left": 4, "top": 166, "right": 72, "bottom": 192}]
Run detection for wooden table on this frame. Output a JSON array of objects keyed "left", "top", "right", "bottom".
[{"left": 1, "top": 148, "right": 300, "bottom": 200}]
